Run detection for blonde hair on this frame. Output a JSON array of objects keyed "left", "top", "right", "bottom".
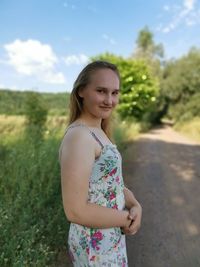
[{"left": 67, "top": 60, "right": 120, "bottom": 138}]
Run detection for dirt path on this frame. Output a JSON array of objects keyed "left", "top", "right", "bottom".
[{"left": 123, "top": 125, "right": 200, "bottom": 267}]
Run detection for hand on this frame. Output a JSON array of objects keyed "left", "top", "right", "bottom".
[
  {"left": 121, "top": 204, "right": 142, "bottom": 235},
  {"left": 123, "top": 210, "right": 134, "bottom": 229}
]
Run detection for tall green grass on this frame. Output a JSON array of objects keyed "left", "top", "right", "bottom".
[{"left": 0, "top": 134, "right": 69, "bottom": 266}]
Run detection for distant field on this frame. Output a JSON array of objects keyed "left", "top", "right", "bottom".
[
  {"left": 1, "top": 113, "right": 199, "bottom": 144},
  {"left": 0, "top": 114, "right": 68, "bottom": 144}
]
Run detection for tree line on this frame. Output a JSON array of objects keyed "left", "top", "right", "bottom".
[
  {"left": 0, "top": 26, "right": 199, "bottom": 125},
  {"left": 0, "top": 90, "right": 70, "bottom": 116}
]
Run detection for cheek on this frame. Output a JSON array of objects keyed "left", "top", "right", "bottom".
[
  {"left": 84, "top": 93, "right": 101, "bottom": 106},
  {"left": 112, "top": 96, "right": 119, "bottom": 106},
  {"left": 91, "top": 94, "right": 104, "bottom": 104}
]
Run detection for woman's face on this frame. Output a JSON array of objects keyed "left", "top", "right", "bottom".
[{"left": 79, "top": 68, "right": 120, "bottom": 119}]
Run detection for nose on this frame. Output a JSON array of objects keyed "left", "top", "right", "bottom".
[{"left": 104, "top": 94, "right": 112, "bottom": 106}]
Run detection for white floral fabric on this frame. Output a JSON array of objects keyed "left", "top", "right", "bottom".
[{"left": 67, "top": 131, "right": 128, "bottom": 267}]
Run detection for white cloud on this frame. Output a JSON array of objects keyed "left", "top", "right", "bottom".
[
  {"left": 184, "top": 0, "right": 196, "bottom": 10},
  {"left": 63, "top": 54, "right": 89, "bottom": 66},
  {"left": 102, "top": 34, "right": 116, "bottom": 45},
  {"left": 42, "top": 71, "right": 66, "bottom": 84},
  {"left": 158, "top": 0, "right": 200, "bottom": 33},
  {"left": 5, "top": 39, "right": 57, "bottom": 75},
  {"left": 4, "top": 39, "right": 66, "bottom": 84}
]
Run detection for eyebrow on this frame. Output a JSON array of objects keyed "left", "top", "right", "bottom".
[{"left": 96, "top": 86, "right": 120, "bottom": 91}]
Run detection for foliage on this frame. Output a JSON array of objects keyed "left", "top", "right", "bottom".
[
  {"left": 161, "top": 47, "right": 200, "bottom": 122},
  {"left": 92, "top": 53, "right": 159, "bottom": 121},
  {"left": 134, "top": 26, "right": 164, "bottom": 59},
  {"left": 111, "top": 111, "right": 142, "bottom": 150},
  {"left": 24, "top": 92, "right": 48, "bottom": 142},
  {"left": 131, "top": 26, "right": 164, "bottom": 80}
]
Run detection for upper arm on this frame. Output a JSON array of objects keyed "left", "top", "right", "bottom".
[{"left": 60, "top": 128, "right": 95, "bottom": 221}]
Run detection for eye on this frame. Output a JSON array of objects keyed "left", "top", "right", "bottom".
[
  {"left": 97, "top": 89, "right": 105, "bottom": 94},
  {"left": 112, "top": 91, "right": 119, "bottom": 95}
]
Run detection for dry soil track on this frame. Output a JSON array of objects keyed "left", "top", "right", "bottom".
[{"left": 124, "top": 125, "right": 200, "bottom": 267}]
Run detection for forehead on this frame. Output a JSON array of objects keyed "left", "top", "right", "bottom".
[{"left": 89, "top": 68, "right": 119, "bottom": 89}]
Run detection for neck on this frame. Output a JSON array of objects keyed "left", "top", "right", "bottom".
[{"left": 76, "top": 115, "right": 102, "bottom": 129}]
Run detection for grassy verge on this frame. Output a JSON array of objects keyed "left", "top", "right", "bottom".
[{"left": 174, "top": 117, "right": 200, "bottom": 143}]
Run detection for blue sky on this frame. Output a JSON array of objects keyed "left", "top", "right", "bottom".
[{"left": 0, "top": 0, "right": 200, "bottom": 93}]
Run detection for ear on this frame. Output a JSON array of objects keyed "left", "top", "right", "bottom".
[{"left": 78, "top": 87, "right": 84, "bottom": 98}]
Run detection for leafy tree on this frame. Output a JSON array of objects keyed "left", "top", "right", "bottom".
[
  {"left": 134, "top": 26, "right": 164, "bottom": 59},
  {"left": 24, "top": 92, "right": 48, "bottom": 142},
  {"left": 132, "top": 26, "right": 164, "bottom": 80},
  {"left": 161, "top": 47, "right": 200, "bottom": 122}
]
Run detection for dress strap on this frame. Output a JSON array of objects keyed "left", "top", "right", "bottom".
[
  {"left": 67, "top": 123, "right": 104, "bottom": 149},
  {"left": 89, "top": 131, "right": 104, "bottom": 149}
]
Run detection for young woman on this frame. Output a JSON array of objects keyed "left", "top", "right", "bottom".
[{"left": 59, "top": 61, "right": 142, "bottom": 266}]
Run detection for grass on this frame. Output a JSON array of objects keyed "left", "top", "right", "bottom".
[
  {"left": 112, "top": 119, "right": 141, "bottom": 150},
  {"left": 0, "top": 131, "right": 69, "bottom": 266},
  {"left": 174, "top": 117, "right": 200, "bottom": 143},
  {"left": 0, "top": 114, "right": 142, "bottom": 266},
  {"left": 0, "top": 115, "right": 68, "bottom": 144}
]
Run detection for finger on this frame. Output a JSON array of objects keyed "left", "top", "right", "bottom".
[
  {"left": 121, "top": 229, "right": 130, "bottom": 235},
  {"left": 131, "top": 231, "right": 137, "bottom": 235},
  {"left": 129, "top": 212, "right": 137, "bottom": 220},
  {"left": 129, "top": 221, "right": 139, "bottom": 232},
  {"left": 129, "top": 219, "right": 134, "bottom": 227},
  {"left": 128, "top": 214, "right": 133, "bottom": 220},
  {"left": 123, "top": 226, "right": 133, "bottom": 233},
  {"left": 129, "top": 217, "right": 138, "bottom": 226},
  {"left": 130, "top": 223, "right": 140, "bottom": 233},
  {"left": 129, "top": 225, "right": 138, "bottom": 233}
]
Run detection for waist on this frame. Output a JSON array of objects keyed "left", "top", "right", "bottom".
[{"left": 68, "top": 223, "right": 124, "bottom": 254}]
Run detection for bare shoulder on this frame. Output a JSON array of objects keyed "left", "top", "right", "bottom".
[{"left": 59, "top": 126, "right": 95, "bottom": 162}]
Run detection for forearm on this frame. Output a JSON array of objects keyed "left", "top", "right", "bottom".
[
  {"left": 123, "top": 186, "right": 141, "bottom": 209},
  {"left": 68, "top": 202, "right": 130, "bottom": 229}
]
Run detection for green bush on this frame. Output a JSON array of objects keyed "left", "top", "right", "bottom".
[
  {"left": 168, "top": 93, "right": 200, "bottom": 123},
  {"left": 24, "top": 92, "right": 48, "bottom": 142}
]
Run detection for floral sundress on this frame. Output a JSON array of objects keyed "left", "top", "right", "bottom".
[{"left": 65, "top": 124, "right": 128, "bottom": 267}]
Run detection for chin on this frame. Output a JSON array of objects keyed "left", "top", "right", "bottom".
[
  {"left": 92, "top": 108, "right": 113, "bottom": 119},
  {"left": 100, "top": 112, "right": 112, "bottom": 119}
]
